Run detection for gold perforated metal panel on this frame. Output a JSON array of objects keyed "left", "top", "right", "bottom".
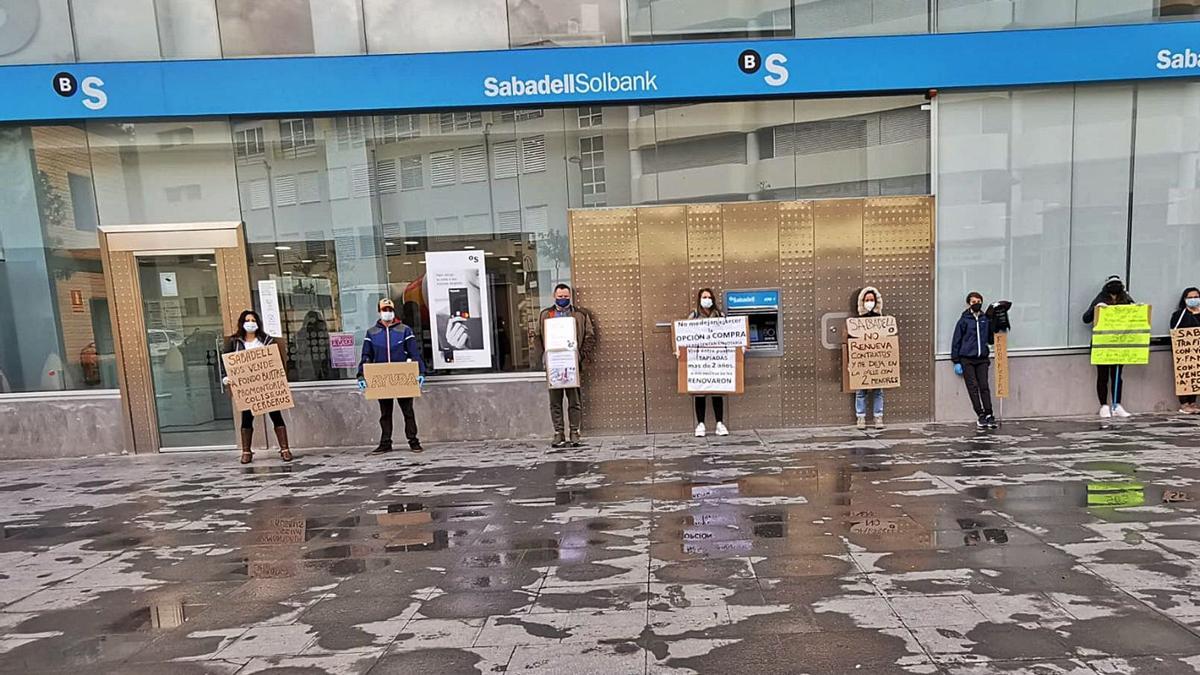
[
  {"left": 864, "top": 196, "right": 934, "bottom": 423},
  {"left": 813, "top": 199, "right": 864, "bottom": 425},
  {"left": 103, "top": 246, "right": 158, "bottom": 454},
  {"left": 569, "top": 208, "right": 646, "bottom": 435},
  {"left": 721, "top": 202, "right": 781, "bottom": 429},
  {"left": 779, "top": 201, "right": 816, "bottom": 425},
  {"left": 216, "top": 226, "right": 253, "bottom": 336},
  {"left": 687, "top": 204, "right": 723, "bottom": 296},
  {"left": 638, "top": 206, "right": 693, "bottom": 433}
]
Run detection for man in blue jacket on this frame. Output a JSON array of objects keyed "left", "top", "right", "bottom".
[
  {"left": 951, "top": 291, "right": 997, "bottom": 430},
  {"left": 357, "top": 298, "right": 426, "bottom": 453}
]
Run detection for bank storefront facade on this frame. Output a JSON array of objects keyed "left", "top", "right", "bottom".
[{"left": 0, "top": 2, "right": 1198, "bottom": 457}]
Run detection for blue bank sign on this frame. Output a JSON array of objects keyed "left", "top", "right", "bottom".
[
  {"left": 725, "top": 290, "right": 780, "bottom": 310},
  {"left": 2, "top": 21, "right": 1199, "bottom": 122}
]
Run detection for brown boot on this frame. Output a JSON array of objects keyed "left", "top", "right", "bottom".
[
  {"left": 274, "top": 426, "right": 293, "bottom": 462},
  {"left": 239, "top": 428, "right": 254, "bottom": 464}
]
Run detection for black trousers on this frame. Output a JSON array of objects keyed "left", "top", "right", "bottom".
[
  {"left": 379, "top": 398, "right": 419, "bottom": 446},
  {"left": 241, "top": 410, "right": 285, "bottom": 430},
  {"left": 1180, "top": 395, "right": 1197, "bottom": 405},
  {"left": 960, "top": 357, "right": 993, "bottom": 417},
  {"left": 694, "top": 396, "right": 725, "bottom": 424},
  {"left": 1096, "top": 365, "right": 1124, "bottom": 406}
]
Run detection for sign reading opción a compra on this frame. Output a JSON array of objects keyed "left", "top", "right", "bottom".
[{"left": 1, "top": 22, "right": 1199, "bottom": 122}]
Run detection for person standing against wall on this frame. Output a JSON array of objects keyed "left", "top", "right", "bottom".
[
  {"left": 358, "top": 298, "right": 425, "bottom": 453},
  {"left": 534, "top": 284, "right": 596, "bottom": 448},
  {"left": 951, "top": 292, "right": 997, "bottom": 430},
  {"left": 222, "top": 309, "right": 292, "bottom": 464},
  {"left": 854, "top": 286, "right": 885, "bottom": 429},
  {"left": 1083, "top": 275, "right": 1135, "bottom": 419},
  {"left": 1171, "top": 287, "right": 1200, "bottom": 414},
  {"left": 685, "top": 288, "right": 729, "bottom": 437}
]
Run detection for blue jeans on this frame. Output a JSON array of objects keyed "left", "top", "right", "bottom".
[{"left": 855, "top": 389, "right": 884, "bottom": 418}]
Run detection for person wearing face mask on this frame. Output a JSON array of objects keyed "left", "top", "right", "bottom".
[
  {"left": 1083, "top": 275, "right": 1136, "bottom": 418},
  {"left": 1170, "top": 287, "right": 1200, "bottom": 414},
  {"left": 951, "top": 292, "right": 997, "bottom": 430},
  {"left": 222, "top": 309, "right": 292, "bottom": 464},
  {"left": 534, "top": 284, "right": 597, "bottom": 448},
  {"left": 685, "top": 288, "right": 729, "bottom": 437},
  {"left": 357, "top": 298, "right": 426, "bottom": 454},
  {"left": 853, "top": 286, "right": 886, "bottom": 429}
]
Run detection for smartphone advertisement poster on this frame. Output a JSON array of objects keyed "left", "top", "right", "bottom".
[{"left": 425, "top": 251, "right": 493, "bottom": 369}]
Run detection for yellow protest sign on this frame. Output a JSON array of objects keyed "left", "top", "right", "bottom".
[
  {"left": 1171, "top": 327, "right": 1200, "bottom": 396},
  {"left": 1092, "top": 304, "right": 1151, "bottom": 365},
  {"left": 1090, "top": 332, "right": 1151, "bottom": 346},
  {"left": 1091, "top": 348, "right": 1150, "bottom": 365},
  {"left": 1095, "top": 304, "right": 1151, "bottom": 331}
]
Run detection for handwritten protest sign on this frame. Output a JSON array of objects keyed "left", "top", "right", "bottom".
[
  {"left": 222, "top": 345, "right": 294, "bottom": 415},
  {"left": 363, "top": 362, "right": 422, "bottom": 400},
  {"left": 994, "top": 331, "right": 1010, "bottom": 399},
  {"left": 544, "top": 316, "right": 578, "bottom": 351},
  {"left": 1092, "top": 304, "right": 1152, "bottom": 366},
  {"left": 846, "top": 335, "right": 901, "bottom": 390},
  {"left": 845, "top": 315, "right": 898, "bottom": 339},
  {"left": 1171, "top": 327, "right": 1200, "bottom": 396},
  {"left": 678, "top": 347, "right": 744, "bottom": 394},
  {"left": 546, "top": 349, "right": 580, "bottom": 389},
  {"left": 673, "top": 316, "right": 750, "bottom": 349}
]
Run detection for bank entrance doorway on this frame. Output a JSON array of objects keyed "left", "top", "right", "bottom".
[
  {"left": 99, "top": 222, "right": 252, "bottom": 453},
  {"left": 569, "top": 196, "right": 934, "bottom": 435}
]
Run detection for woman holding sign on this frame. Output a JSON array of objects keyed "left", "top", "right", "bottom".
[
  {"left": 686, "top": 288, "right": 729, "bottom": 437},
  {"left": 357, "top": 298, "right": 426, "bottom": 454},
  {"left": 222, "top": 310, "right": 292, "bottom": 464},
  {"left": 1171, "top": 287, "right": 1200, "bottom": 413},
  {"left": 853, "top": 287, "right": 885, "bottom": 429},
  {"left": 1082, "top": 275, "right": 1135, "bottom": 418}
]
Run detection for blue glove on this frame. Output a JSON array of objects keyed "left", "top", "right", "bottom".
[
  {"left": 357, "top": 378, "right": 366, "bottom": 391},
  {"left": 417, "top": 375, "right": 426, "bottom": 387},
  {"left": 954, "top": 363, "right": 964, "bottom": 376}
]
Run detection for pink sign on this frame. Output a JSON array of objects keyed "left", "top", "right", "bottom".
[{"left": 329, "top": 332, "right": 357, "bottom": 369}]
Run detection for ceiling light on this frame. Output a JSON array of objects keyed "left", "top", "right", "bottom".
[
  {"left": 262, "top": 253, "right": 275, "bottom": 258},
  {"left": 274, "top": 245, "right": 292, "bottom": 251},
  {"left": 403, "top": 240, "right": 419, "bottom": 245},
  {"left": 403, "top": 261, "right": 413, "bottom": 265},
  {"left": 484, "top": 251, "right": 494, "bottom": 256},
  {"left": 499, "top": 257, "right": 510, "bottom": 261},
  {"left": 208, "top": 263, "right": 217, "bottom": 267},
  {"left": 464, "top": 245, "right": 475, "bottom": 249},
  {"left": 419, "top": 260, "right": 426, "bottom": 264},
  {"left": 301, "top": 259, "right": 313, "bottom": 263},
  {"left": 385, "top": 242, "right": 395, "bottom": 246},
  {"left": 512, "top": 261, "right": 521, "bottom": 266}
]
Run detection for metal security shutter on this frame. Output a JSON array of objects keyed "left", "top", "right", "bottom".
[
  {"left": 492, "top": 141, "right": 518, "bottom": 179},
  {"left": 248, "top": 178, "right": 269, "bottom": 209},
  {"left": 274, "top": 174, "right": 297, "bottom": 206},
  {"left": 524, "top": 204, "right": 548, "bottom": 232},
  {"left": 521, "top": 136, "right": 546, "bottom": 173},
  {"left": 498, "top": 210, "right": 522, "bottom": 234},
  {"left": 431, "top": 151, "right": 456, "bottom": 187},
  {"left": 376, "top": 159, "right": 398, "bottom": 193},
  {"left": 351, "top": 164, "right": 374, "bottom": 198},
  {"left": 400, "top": 155, "right": 423, "bottom": 190},
  {"left": 459, "top": 145, "right": 487, "bottom": 183},
  {"left": 298, "top": 171, "right": 320, "bottom": 203}
]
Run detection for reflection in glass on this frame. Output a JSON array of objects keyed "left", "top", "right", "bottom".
[
  {"left": 627, "top": 0, "right": 791, "bottom": 39},
  {"left": 508, "top": 0, "right": 624, "bottom": 47},
  {"left": 216, "top": 0, "right": 364, "bottom": 57},
  {"left": 363, "top": 0, "right": 508, "bottom": 54},
  {"left": 0, "top": 0, "right": 75, "bottom": 65}
]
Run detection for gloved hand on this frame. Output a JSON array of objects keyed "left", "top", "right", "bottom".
[
  {"left": 417, "top": 375, "right": 426, "bottom": 387},
  {"left": 357, "top": 378, "right": 366, "bottom": 392},
  {"left": 221, "top": 376, "right": 230, "bottom": 386},
  {"left": 954, "top": 363, "right": 964, "bottom": 376}
]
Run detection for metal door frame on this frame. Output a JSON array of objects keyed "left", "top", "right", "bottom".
[{"left": 98, "top": 221, "right": 252, "bottom": 454}]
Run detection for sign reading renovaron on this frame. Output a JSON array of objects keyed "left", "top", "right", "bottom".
[{"left": 2, "top": 22, "right": 1198, "bottom": 122}]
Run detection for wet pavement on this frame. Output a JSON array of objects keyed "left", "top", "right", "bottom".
[{"left": 3, "top": 417, "right": 1200, "bottom": 673}]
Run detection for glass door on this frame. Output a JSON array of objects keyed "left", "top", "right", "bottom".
[{"left": 136, "top": 254, "right": 234, "bottom": 450}]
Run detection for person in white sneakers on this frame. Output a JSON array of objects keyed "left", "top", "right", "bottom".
[
  {"left": 1083, "top": 275, "right": 1135, "bottom": 419},
  {"left": 686, "top": 288, "right": 729, "bottom": 438}
]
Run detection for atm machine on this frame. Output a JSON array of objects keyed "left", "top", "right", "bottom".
[{"left": 723, "top": 289, "right": 782, "bottom": 357}]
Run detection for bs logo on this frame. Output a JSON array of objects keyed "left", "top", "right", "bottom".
[
  {"left": 737, "top": 49, "right": 789, "bottom": 87},
  {"left": 52, "top": 72, "right": 108, "bottom": 110}
]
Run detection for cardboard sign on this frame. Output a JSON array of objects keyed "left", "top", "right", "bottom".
[
  {"left": 846, "top": 335, "right": 900, "bottom": 390},
  {"left": 994, "top": 331, "right": 1010, "bottom": 399},
  {"left": 546, "top": 349, "right": 580, "bottom": 389},
  {"left": 1092, "top": 304, "right": 1152, "bottom": 366},
  {"left": 258, "top": 279, "right": 283, "bottom": 337},
  {"left": 222, "top": 344, "right": 294, "bottom": 415},
  {"left": 845, "top": 315, "right": 898, "bottom": 339},
  {"left": 544, "top": 316, "right": 578, "bottom": 351},
  {"left": 672, "top": 316, "right": 750, "bottom": 349},
  {"left": 677, "top": 347, "right": 744, "bottom": 394},
  {"left": 363, "top": 362, "right": 422, "bottom": 400},
  {"left": 1171, "top": 327, "right": 1200, "bottom": 396},
  {"left": 328, "top": 332, "right": 357, "bottom": 369}
]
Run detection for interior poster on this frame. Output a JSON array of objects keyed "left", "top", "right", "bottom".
[{"left": 425, "top": 251, "right": 492, "bottom": 369}]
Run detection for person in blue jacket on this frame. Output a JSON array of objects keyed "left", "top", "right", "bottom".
[
  {"left": 951, "top": 291, "right": 997, "bottom": 430},
  {"left": 357, "top": 298, "right": 426, "bottom": 454}
]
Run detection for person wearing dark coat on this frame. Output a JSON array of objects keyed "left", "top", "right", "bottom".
[
  {"left": 1082, "top": 275, "right": 1136, "bottom": 418},
  {"left": 1170, "top": 286, "right": 1200, "bottom": 414}
]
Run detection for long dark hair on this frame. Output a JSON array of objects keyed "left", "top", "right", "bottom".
[
  {"left": 1178, "top": 287, "right": 1200, "bottom": 312},
  {"left": 234, "top": 309, "right": 269, "bottom": 342},
  {"left": 695, "top": 288, "right": 720, "bottom": 315}
]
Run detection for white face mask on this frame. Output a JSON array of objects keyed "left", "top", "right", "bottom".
[
  {"left": 243, "top": 321, "right": 258, "bottom": 334},
  {"left": 864, "top": 301, "right": 876, "bottom": 311},
  {"left": 380, "top": 311, "right": 395, "bottom": 322},
  {"left": 700, "top": 297, "right": 714, "bottom": 309}
]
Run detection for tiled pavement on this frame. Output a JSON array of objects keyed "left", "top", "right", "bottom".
[{"left": 3, "top": 416, "right": 1200, "bottom": 673}]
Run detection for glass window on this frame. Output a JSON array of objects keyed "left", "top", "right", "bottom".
[
  {"left": 508, "top": 0, "right": 624, "bottom": 47},
  {"left": 235, "top": 126, "right": 266, "bottom": 161},
  {"left": 0, "top": 124, "right": 115, "bottom": 393},
  {"left": 363, "top": 0, "right": 508, "bottom": 54},
  {"left": 792, "top": 0, "right": 928, "bottom": 37},
  {"left": 578, "top": 107, "right": 604, "bottom": 128},
  {"left": 71, "top": 0, "right": 220, "bottom": 60},
  {"left": 0, "top": 0, "right": 75, "bottom": 65},
  {"left": 1130, "top": 82, "right": 1200, "bottom": 335},
  {"left": 628, "top": 0, "right": 791, "bottom": 39},
  {"left": 216, "top": 0, "right": 365, "bottom": 57},
  {"left": 937, "top": 0, "right": 1075, "bottom": 31},
  {"left": 376, "top": 115, "right": 421, "bottom": 143},
  {"left": 86, "top": 120, "right": 240, "bottom": 225}
]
